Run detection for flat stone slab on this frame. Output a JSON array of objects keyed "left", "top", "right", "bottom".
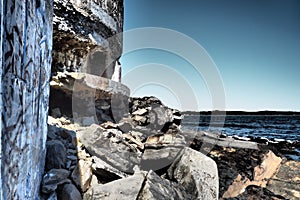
[
  {"left": 77, "top": 124, "right": 140, "bottom": 173},
  {"left": 193, "top": 131, "right": 259, "bottom": 150},
  {"left": 84, "top": 172, "right": 146, "bottom": 200}
]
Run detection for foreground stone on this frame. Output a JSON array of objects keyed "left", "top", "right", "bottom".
[
  {"left": 77, "top": 124, "right": 140, "bottom": 173},
  {"left": 84, "top": 172, "right": 146, "bottom": 200},
  {"left": 168, "top": 147, "right": 219, "bottom": 199},
  {"left": 138, "top": 170, "right": 190, "bottom": 200},
  {"left": 141, "top": 147, "right": 182, "bottom": 171},
  {"left": 41, "top": 169, "right": 71, "bottom": 194}
]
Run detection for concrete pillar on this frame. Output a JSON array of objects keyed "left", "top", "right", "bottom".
[{"left": 0, "top": 0, "right": 52, "bottom": 199}]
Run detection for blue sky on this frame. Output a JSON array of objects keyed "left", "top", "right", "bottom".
[{"left": 120, "top": 0, "right": 300, "bottom": 111}]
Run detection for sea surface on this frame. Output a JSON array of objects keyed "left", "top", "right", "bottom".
[{"left": 181, "top": 115, "right": 300, "bottom": 142}]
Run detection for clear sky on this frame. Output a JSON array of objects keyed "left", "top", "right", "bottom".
[{"left": 120, "top": 0, "right": 300, "bottom": 111}]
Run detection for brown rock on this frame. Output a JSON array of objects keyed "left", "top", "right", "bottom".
[
  {"left": 253, "top": 150, "right": 282, "bottom": 187},
  {"left": 71, "top": 159, "right": 93, "bottom": 192},
  {"left": 222, "top": 150, "right": 282, "bottom": 198}
]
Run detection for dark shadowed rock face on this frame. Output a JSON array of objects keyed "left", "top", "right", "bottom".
[
  {"left": 57, "top": 183, "right": 82, "bottom": 200},
  {"left": 52, "top": 0, "right": 123, "bottom": 81},
  {"left": 46, "top": 140, "right": 67, "bottom": 171}
]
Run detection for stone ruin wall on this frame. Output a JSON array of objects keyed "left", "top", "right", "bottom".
[{"left": 52, "top": 0, "right": 123, "bottom": 81}]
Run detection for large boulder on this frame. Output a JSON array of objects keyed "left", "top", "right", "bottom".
[
  {"left": 138, "top": 170, "right": 190, "bottom": 200},
  {"left": 168, "top": 147, "right": 219, "bottom": 199},
  {"left": 41, "top": 169, "right": 71, "bottom": 194},
  {"left": 83, "top": 172, "right": 146, "bottom": 200},
  {"left": 77, "top": 124, "right": 140, "bottom": 173}
]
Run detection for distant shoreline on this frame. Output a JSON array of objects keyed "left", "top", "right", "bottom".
[{"left": 182, "top": 111, "right": 300, "bottom": 116}]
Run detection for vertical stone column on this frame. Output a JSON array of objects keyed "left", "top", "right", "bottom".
[{"left": 0, "top": 0, "right": 52, "bottom": 199}]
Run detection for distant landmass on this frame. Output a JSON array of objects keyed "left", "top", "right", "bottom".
[{"left": 182, "top": 110, "right": 300, "bottom": 116}]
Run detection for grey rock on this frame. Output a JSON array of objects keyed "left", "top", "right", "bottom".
[
  {"left": 141, "top": 147, "right": 182, "bottom": 171},
  {"left": 84, "top": 172, "right": 146, "bottom": 200},
  {"left": 41, "top": 169, "right": 71, "bottom": 194},
  {"left": 71, "top": 159, "right": 93, "bottom": 192},
  {"left": 148, "top": 106, "right": 173, "bottom": 130},
  {"left": 46, "top": 140, "right": 67, "bottom": 171},
  {"left": 77, "top": 124, "right": 140, "bottom": 173},
  {"left": 194, "top": 130, "right": 259, "bottom": 150},
  {"left": 57, "top": 183, "right": 82, "bottom": 200},
  {"left": 168, "top": 147, "right": 219, "bottom": 200},
  {"left": 138, "top": 170, "right": 191, "bottom": 200},
  {"left": 117, "top": 121, "right": 133, "bottom": 132},
  {"left": 91, "top": 156, "right": 127, "bottom": 183}
]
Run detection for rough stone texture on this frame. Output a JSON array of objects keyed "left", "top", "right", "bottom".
[
  {"left": 52, "top": 0, "right": 123, "bottom": 81},
  {"left": 71, "top": 159, "right": 93, "bottom": 192},
  {"left": 138, "top": 170, "right": 190, "bottom": 200},
  {"left": 267, "top": 161, "right": 300, "bottom": 200},
  {"left": 41, "top": 169, "right": 71, "bottom": 194},
  {"left": 222, "top": 151, "right": 282, "bottom": 198},
  {"left": 49, "top": 72, "right": 129, "bottom": 123},
  {"left": 168, "top": 147, "right": 219, "bottom": 200},
  {"left": 84, "top": 172, "right": 146, "bottom": 200},
  {"left": 77, "top": 124, "right": 140, "bottom": 173},
  {"left": 46, "top": 140, "right": 67, "bottom": 171},
  {"left": 0, "top": 0, "right": 53, "bottom": 199},
  {"left": 141, "top": 147, "right": 182, "bottom": 171},
  {"left": 91, "top": 155, "right": 128, "bottom": 183},
  {"left": 57, "top": 183, "right": 82, "bottom": 200}
]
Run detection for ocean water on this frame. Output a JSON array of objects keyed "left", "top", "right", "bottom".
[{"left": 181, "top": 115, "right": 300, "bottom": 142}]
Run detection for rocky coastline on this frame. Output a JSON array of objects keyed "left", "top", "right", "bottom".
[
  {"left": 40, "top": 73, "right": 300, "bottom": 200},
  {"left": 41, "top": 1, "right": 299, "bottom": 199}
]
